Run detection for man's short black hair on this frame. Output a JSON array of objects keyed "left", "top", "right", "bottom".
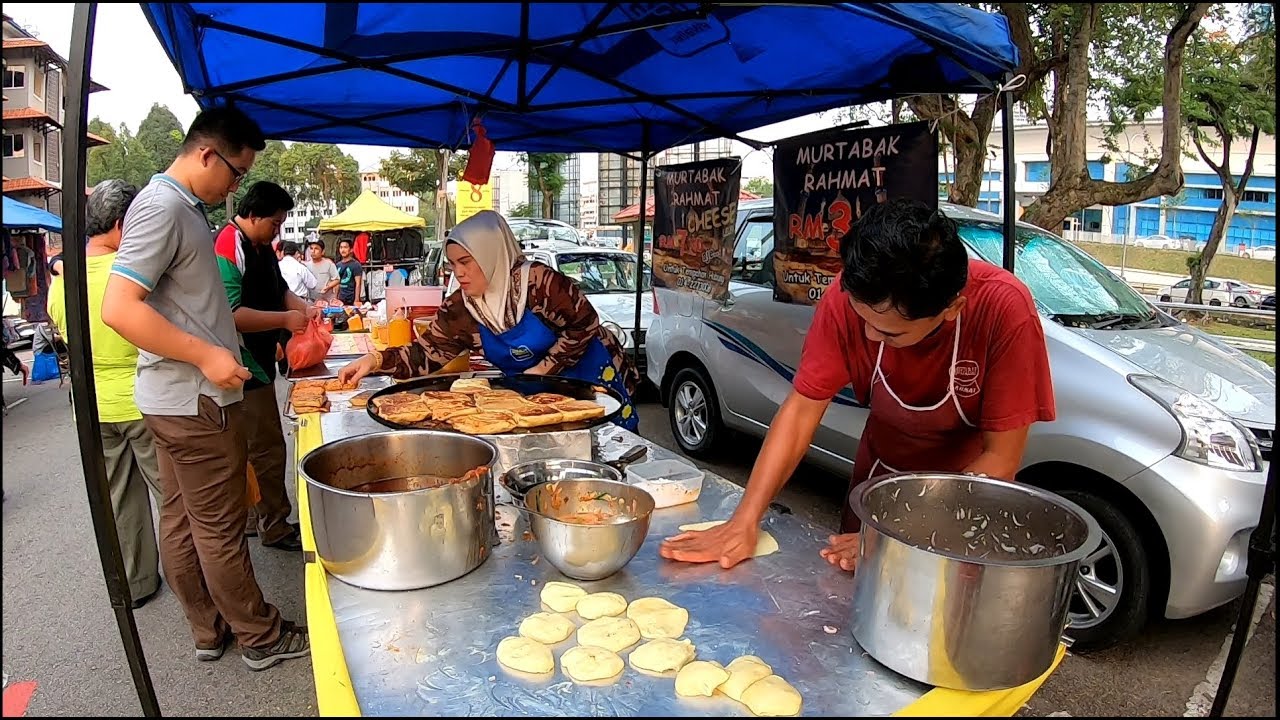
[
  {"left": 338, "top": 238, "right": 352, "bottom": 249},
  {"left": 838, "top": 199, "right": 968, "bottom": 320},
  {"left": 182, "top": 105, "right": 266, "bottom": 155},
  {"left": 307, "top": 239, "right": 325, "bottom": 251},
  {"left": 280, "top": 241, "right": 301, "bottom": 256},
  {"left": 236, "top": 181, "right": 294, "bottom": 219}
]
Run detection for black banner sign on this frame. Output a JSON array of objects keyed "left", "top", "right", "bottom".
[{"left": 652, "top": 157, "right": 742, "bottom": 302}]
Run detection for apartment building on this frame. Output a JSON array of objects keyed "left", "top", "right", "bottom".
[
  {"left": 3, "top": 14, "right": 108, "bottom": 221},
  {"left": 360, "top": 170, "right": 420, "bottom": 217}
]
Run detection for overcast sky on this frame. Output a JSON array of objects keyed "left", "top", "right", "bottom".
[{"left": 7, "top": 3, "right": 853, "bottom": 180}]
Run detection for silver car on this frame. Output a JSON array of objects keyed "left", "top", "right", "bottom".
[{"left": 645, "top": 199, "right": 1274, "bottom": 649}]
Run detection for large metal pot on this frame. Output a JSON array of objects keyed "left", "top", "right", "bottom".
[
  {"left": 849, "top": 473, "right": 1100, "bottom": 691},
  {"left": 300, "top": 430, "right": 499, "bottom": 591}
]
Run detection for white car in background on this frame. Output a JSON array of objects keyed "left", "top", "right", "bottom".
[
  {"left": 1157, "top": 277, "right": 1266, "bottom": 308},
  {"left": 1246, "top": 245, "right": 1276, "bottom": 262}
]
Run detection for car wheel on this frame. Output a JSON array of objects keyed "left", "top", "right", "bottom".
[
  {"left": 1159, "top": 295, "right": 1172, "bottom": 303},
  {"left": 1058, "top": 489, "right": 1150, "bottom": 651},
  {"left": 1209, "top": 299, "right": 1222, "bottom": 307},
  {"left": 1232, "top": 297, "right": 1249, "bottom": 308},
  {"left": 668, "top": 366, "right": 723, "bottom": 458}
]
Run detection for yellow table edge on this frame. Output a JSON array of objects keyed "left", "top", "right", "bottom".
[
  {"left": 294, "top": 411, "right": 1063, "bottom": 717},
  {"left": 296, "top": 414, "right": 362, "bottom": 717}
]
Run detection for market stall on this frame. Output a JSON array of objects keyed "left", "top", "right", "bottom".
[
  {"left": 316, "top": 190, "right": 428, "bottom": 302},
  {"left": 292, "top": 403, "right": 1067, "bottom": 716}
]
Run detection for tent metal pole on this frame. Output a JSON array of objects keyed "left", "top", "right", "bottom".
[
  {"left": 1000, "top": 81, "right": 1017, "bottom": 272},
  {"left": 633, "top": 127, "right": 650, "bottom": 368},
  {"left": 62, "top": 2, "right": 162, "bottom": 716}
]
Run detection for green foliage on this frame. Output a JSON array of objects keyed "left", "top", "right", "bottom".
[
  {"left": 508, "top": 202, "right": 533, "bottom": 218},
  {"left": 524, "top": 153, "right": 568, "bottom": 218},
  {"left": 279, "top": 142, "right": 362, "bottom": 210},
  {"left": 744, "top": 176, "right": 773, "bottom": 198},
  {"left": 378, "top": 148, "right": 468, "bottom": 200},
  {"left": 134, "top": 103, "right": 184, "bottom": 175}
]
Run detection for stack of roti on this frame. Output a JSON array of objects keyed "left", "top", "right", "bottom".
[
  {"left": 290, "top": 382, "right": 330, "bottom": 414},
  {"left": 371, "top": 392, "right": 432, "bottom": 424}
]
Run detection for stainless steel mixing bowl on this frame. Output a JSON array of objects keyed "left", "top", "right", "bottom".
[
  {"left": 521, "top": 478, "right": 655, "bottom": 581},
  {"left": 501, "top": 458, "right": 622, "bottom": 502}
]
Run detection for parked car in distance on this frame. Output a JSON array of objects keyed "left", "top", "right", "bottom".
[
  {"left": 646, "top": 200, "right": 1273, "bottom": 651},
  {"left": 1157, "top": 277, "right": 1265, "bottom": 308},
  {"left": 507, "top": 217, "right": 582, "bottom": 250},
  {"left": 1247, "top": 245, "right": 1276, "bottom": 262},
  {"left": 1136, "top": 234, "right": 1198, "bottom": 251},
  {"left": 1261, "top": 293, "right": 1275, "bottom": 312}
]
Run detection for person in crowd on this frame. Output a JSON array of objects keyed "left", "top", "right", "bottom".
[
  {"left": 661, "top": 200, "right": 1056, "bottom": 572},
  {"left": 335, "top": 238, "right": 363, "bottom": 306},
  {"left": 339, "top": 211, "right": 640, "bottom": 430},
  {"left": 101, "top": 105, "right": 309, "bottom": 671},
  {"left": 305, "top": 240, "right": 339, "bottom": 304},
  {"left": 48, "top": 179, "right": 164, "bottom": 607},
  {"left": 277, "top": 241, "right": 317, "bottom": 301},
  {"left": 215, "top": 181, "right": 312, "bottom": 552}
]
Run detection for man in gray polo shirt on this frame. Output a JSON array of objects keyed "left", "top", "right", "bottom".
[{"left": 102, "top": 106, "right": 309, "bottom": 672}]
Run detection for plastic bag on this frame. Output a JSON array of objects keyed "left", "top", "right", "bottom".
[
  {"left": 31, "top": 351, "right": 61, "bottom": 383},
  {"left": 286, "top": 317, "right": 333, "bottom": 370}
]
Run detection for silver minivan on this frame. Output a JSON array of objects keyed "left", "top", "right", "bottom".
[{"left": 646, "top": 199, "right": 1274, "bottom": 649}]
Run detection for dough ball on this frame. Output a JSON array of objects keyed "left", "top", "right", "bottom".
[
  {"left": 576, "top": 592, "right": 628, "bottom": 620},
  {"left": 721, "top": 655, "right": 774, "bottom": 701},
  {"left": 495, "top": 636, "right": 554, "bottom": 675},
  {"left": 626, "top": 596, "right": 690, "bottom": 639},
  {"left": 678, "top": 521, "right": 780, "bottom": 558},
  {"left": 517, "top": 612, "right": 575, "bottom": 645},
  {"left": 561, "top": 645, "right": 624, "bottom": 683},
  {"left": 576, "top": 616, "right": 641, "bottom": 653},
  {"left": 629, "top": 637, "right": 696, "bottom": 674},
  {"left": 540, "top": 581, "right": 587, "bottom": 612},
  {"left": 741, "top": 675, "right": 803, "bottom": 716},
  {"left": 675, "top": 660, "right": 730, "bottom": 697}
]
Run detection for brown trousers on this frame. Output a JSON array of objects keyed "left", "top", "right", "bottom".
[
  {"left": 242, "top": 385, "right": 293, "bottom": 544},
  {"left": 145, "top": 396, "right": 283, "bottom": 650}
]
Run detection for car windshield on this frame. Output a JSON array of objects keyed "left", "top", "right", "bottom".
[
  {"left": 556, "top": 253, "right": 651, "bottom": 293},
  {"left": 958, "top": 220, "right": 1166, "bottom": 329},
  {"left": 510, "top": 221, "right": 580, "bottom": 245}
]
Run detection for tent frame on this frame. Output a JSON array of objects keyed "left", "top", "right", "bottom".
[{"left": 55, "top": 4, "right": 1131, "bottom": 717}]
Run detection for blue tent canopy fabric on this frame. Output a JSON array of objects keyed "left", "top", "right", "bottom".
[
  {"left": 140, "top": 2, "right": 1018, "bottom": 153},
  {"left": 2, "top": 195, "right": 63, "bottom": 232}
]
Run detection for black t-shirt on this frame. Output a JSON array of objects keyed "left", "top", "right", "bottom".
[{"left": 233, "top": 227, "right": 288, "bottom": 390}]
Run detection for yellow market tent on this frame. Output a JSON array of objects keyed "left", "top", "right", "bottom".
[{"left": 318, "top": 190, "right": 426, "bottom": 232}]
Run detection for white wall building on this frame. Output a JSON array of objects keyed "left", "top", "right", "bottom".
[
  {"left": 280, "top": 197, "right": 339, "bottom": 244},
  {"left": 360, "top": 170, "right": 420, "bottom": 217}
]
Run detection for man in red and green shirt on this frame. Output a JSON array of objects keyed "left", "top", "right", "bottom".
[{"left": 215, "top": 181, "right": 314, "bottom": 551}]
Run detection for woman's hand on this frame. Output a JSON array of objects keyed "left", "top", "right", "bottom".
[
  {"left": 819, "top": 532, "right": 861, "bottom": 572},
  {"left": 338, "top": 352, "right": 379, "bottom": 385},
  {"left": 660, "top": 518, "right": 759, "bottom": 570}
]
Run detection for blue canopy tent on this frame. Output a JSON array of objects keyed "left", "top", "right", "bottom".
[
  {"left": 58, "top": 3, "right": 1025, "bottom": 716},
  {"left": 2, "top": 195, "right": 63, "bottom": 233}
]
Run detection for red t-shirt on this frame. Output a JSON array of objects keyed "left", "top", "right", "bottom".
[{"left": 793, "top": 259, "right": 1056, "bottom": 433}]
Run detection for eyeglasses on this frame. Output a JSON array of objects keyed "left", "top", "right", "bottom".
[{"left": 210, "top": 148, "right": 246, "bottom": 187}]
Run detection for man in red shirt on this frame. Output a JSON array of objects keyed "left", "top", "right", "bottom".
[{"left": 661, "top": 199, "right": 1056, "bottom": 571}]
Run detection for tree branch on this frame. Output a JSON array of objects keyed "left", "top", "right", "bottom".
[
  {"left": 1238, "top": 125, "right": 1261, "bottom": 191},
  {"left": 1190, "top": 130, "right": 1225, "bottom": 177}
]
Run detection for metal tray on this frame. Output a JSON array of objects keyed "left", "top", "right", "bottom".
[
  {"left": 364, "top": 371, "right": 623, "bottom": 434},
  {"left": 283, "top": 375, "right": 394, "bottom": 419}
]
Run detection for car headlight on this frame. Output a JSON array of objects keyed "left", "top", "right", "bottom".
[
  {"left": 1129, "top": 374, "right": 1261, "bottom": 472},
  {"left": 601, "top": 321, "right": 629, "bottom": 346}
]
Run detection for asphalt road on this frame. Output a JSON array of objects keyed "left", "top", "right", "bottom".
[{"left": 2, "top": 371, "right": 1274, "bottom": 716}]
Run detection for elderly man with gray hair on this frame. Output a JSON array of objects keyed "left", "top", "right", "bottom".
[{"left": 48, "top": 178, "right": 163, "bottom": 608}]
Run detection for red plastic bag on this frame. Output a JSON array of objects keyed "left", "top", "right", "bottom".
[{"left": 287, "top": 317, "right": 333, "bottom": 370}]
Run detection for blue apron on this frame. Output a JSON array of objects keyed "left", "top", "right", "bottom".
[{"left": 477, "top": 311, "right": 638, "bottom": 431}]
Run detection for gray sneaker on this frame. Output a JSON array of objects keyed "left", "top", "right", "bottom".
[
  {"left": 196, "top": 634, "right": 231, "bottom": 662},
  {"left": 242, "top": 622, "right": 310, "bottom": 671}
]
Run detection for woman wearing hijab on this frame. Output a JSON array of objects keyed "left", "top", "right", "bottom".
[{"left": 339, "top": 211, "right": 640, "bottom": 429}]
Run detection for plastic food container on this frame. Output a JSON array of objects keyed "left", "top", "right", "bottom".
[{"left": 625, "top": 459, "right": 704, "bottom": 509}]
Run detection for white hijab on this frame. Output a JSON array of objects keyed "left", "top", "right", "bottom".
[{"left": 447, "top": 210, "right": 531, "bottom": 334}]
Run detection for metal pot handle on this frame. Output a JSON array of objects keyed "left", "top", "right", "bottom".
[{"left": 606, "top": 445, "right": 648, "bottom": 473}]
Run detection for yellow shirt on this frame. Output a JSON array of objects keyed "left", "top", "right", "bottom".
[{"left": 47, "top": 253, "right": 143, "bottom": 423}]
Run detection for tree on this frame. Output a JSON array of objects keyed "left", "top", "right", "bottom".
[
  {"left": 86, "top": 118, "right": 155, "bottom": 190},
  {"left": 524, "top": 153, "right": 567, "bottom": 219},
  {"left": 1180, "top": 5, "right": 1275, "bottom": 305},
  {"left": 378, "top": 148, "right": 468, "bottom": 199},
  {"left": 744, "top": 176, "right": 773, "bottom": 198},
  {"left": 134, "top": 103, "right": 184, "bottom": 176},
  {"left": 897, "top": 3, "right": 1210, "bottom": 229},
  {"left": 280, "top": 142, "right": 362, "bottom": 211},
  {"left": 508, "top": 202, "right": 533, "bottom": 218}
]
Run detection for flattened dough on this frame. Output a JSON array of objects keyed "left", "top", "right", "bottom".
[
  {"left": 721, "top": 655, "right": 774, "bottom": 701},
  {"left": 495, "top": 636, "right": 554, "bottom": 675},
  {"left": 628, "top": 638, "right": 696, "bottom": 674},
  {"left": 678, "top": 521, "right": 780, "bottom": 558},
  {"left": 675, "top": 660, "right": 730, "bottom": 697},
  {"left": 577, "top": 616, "right": 641, "bottom": 653},
  {"left": 626, "top": 596, "right": 690, "bottom": 639},
  {"left": 561, "top": 645, "right": 625, "bottom": 683},
  {"left": 540, "top": 581, "right": 587, "bottom": 612},
  {"left": 518, "top": 612, "right": 575, "bottom": 645},
  {"left": 741, "top": 675, "right": 803, "bottom": 716},
  {"left": 576, "top": 592, "right": 628, "bottom": 620}
]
